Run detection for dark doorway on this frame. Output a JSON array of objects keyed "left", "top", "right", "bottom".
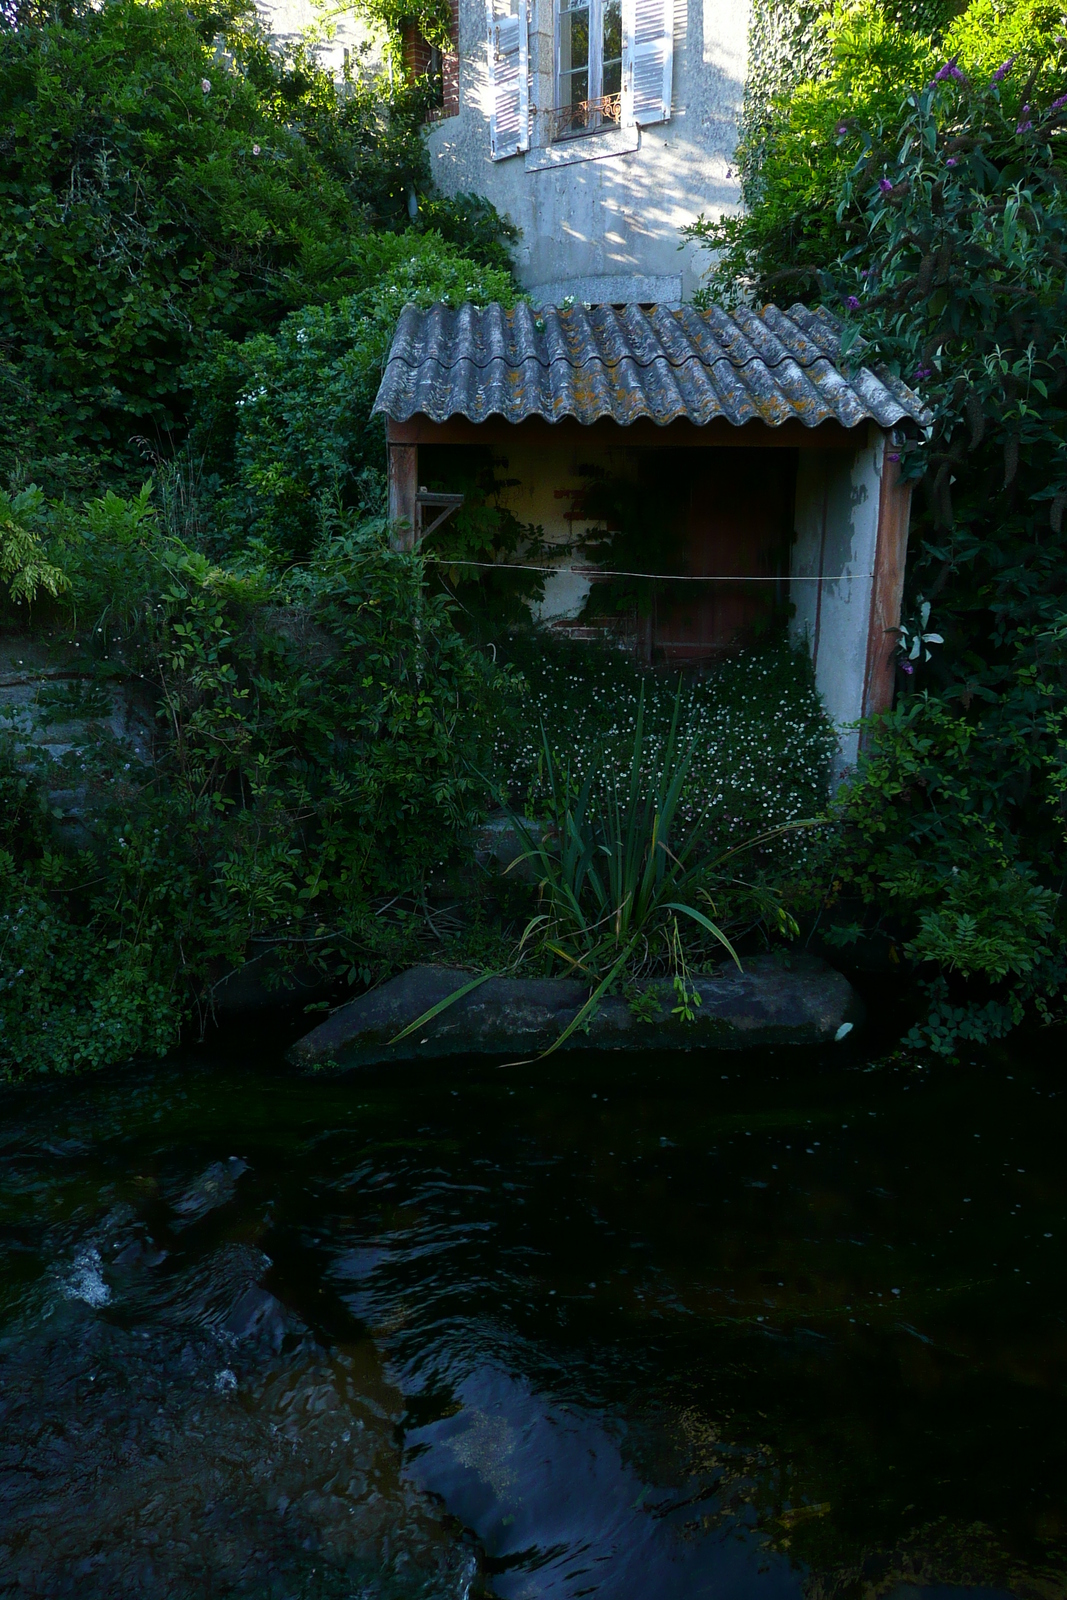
[{"left": 577, "top": 448, "right": 796, "bottom": 665}]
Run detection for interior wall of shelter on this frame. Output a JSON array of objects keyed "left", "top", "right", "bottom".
[{"left": 418, "top": 438, "right": 796, "bottom": 664}]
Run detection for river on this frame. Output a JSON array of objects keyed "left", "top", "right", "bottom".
[{"left": 2, "top": 1022, "right": 1065, "bottom": 1597}]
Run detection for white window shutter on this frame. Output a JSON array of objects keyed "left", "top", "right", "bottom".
[
  {"left": 621, "top": 0, "right": 673, "bottom": 127},
  {"left": 486, "top": 0, "right": 529, "bottom": 159}
]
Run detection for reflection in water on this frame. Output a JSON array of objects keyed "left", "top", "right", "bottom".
[
  {"left": 1, "top": 1034, "right": 1066, "bottom": 1597},
  {"left": 404, "top": 1366, "right": 800, "bottom": 1598}
]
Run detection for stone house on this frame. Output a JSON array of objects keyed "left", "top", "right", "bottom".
[{"left": 409, "top": 0, "right": 748, "bottom": 303}]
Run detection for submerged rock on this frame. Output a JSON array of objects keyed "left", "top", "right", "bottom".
[
  {"left": 221, "top": 1285, "right": 291, "bottom": 1353},
  {"left": 289, "top": 956, "right": 863, "bottom": 1070},
  {"left": 171, "top": 1157, "right": 248, "bottom": 1224}
]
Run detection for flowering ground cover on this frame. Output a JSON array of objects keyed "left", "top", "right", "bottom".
[{"left": 491, "top": 633, "right": 836, "bottom": 873}]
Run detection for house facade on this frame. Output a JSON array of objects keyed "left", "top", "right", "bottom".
[{"left": 419, "top": 0, "right": 749, "bottom": 303}]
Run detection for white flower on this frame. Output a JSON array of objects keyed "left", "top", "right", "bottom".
[
  {"left": 201, "top": 78, "right": 212, "bottom": 93},
  {"left": 252, "top": 143, "right": 261, "bottom": 155}
]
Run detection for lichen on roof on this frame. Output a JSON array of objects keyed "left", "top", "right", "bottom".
[{"left": 372, "top": 300, "right": 929, "bottom": 431}]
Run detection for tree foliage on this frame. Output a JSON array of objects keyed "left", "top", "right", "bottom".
[
  {"left": 704, "top": 3, "right": 1067, "bottom": 1049},
  {"left": 1, "top": 492, "right": 510, "bottom": 1076},
  {"left": 0, "top": 0, "right": 528, "bottom": 1076},
  {"left": 0, "top": 0, "right": 515, "bottom": 487},
  {"left": 189, "top": 232, "right": 515, "bottom": 558},
  {"left": 690, "top": 0, "right": 1067, "bottom": 306}
]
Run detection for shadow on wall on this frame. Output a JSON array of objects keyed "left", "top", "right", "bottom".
[{"left": 255, "top": 0, "right": 383, "bottom": 79}]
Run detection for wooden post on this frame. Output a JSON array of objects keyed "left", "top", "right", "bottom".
[
  {"left": 862, "top": 436, "right": 913, "bottom": 721},
  {"left": 387, "top": 423, "right": 418, "bottom": 551}
]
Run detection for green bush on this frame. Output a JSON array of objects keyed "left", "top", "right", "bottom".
[
  {"left": 0, "top": 489, "right": 512, "bottom": 1077},
  {"left": 189, "top": 232, "right": 516, "bottom": 558},
  {"left": 696, "top": 2, "right": 1067, "bottom": 1049},
  {"left": 688, "top": 0, "right": 1067, "bottom": 306},
  {"left": 0, "top": 0, "right": 516, "bottom": 486}
]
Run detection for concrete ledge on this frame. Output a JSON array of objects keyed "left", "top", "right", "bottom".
[
  {"left": 288, "top": 956, "right": 863, "bottom": 1070},
  {"left": 524, "top": 126, "right": 639, "bottom": 172},
  {"left": 527, "top": 271, "right": 683, "bottom": 308}
]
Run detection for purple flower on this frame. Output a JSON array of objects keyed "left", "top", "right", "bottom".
[
  {"left": 946, "top": 156, "right": 958, "bottom": 166},
  {"left": 1051, "top": 94, "right": 1067, "bottom": 113},
  {"left": 835, "top": 122, "right": 848, "bottom": 136},
  {"left": 991, "top": 55, "right": 1016, "bottom": 83},
  {"left": 900, "top": 659, "right": 915, "bottom": 675},
  {"left": 1017, "top": 105, "right": 1033, "bottom": 131},
  {"left": 888, "top": 452, "right": 901, "bottom": 462},
  {"left": 933, "top": 57, "right": 966, "bottom": 84},
  {"left": 913, "top": 366, "right": 932, "bottom": 381},
  {"left": 845, "top": 295, "right": 861, "bottom": 310},
  {"left": 879, "top": 178, "right": 894, "bottom": 194}
]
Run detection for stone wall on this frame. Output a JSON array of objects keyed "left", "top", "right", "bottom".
[{"left": 0, "top": 637, "right": 155, "bottom": 850}]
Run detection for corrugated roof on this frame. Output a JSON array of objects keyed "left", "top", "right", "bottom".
[{"left": 372, "top": 300, "right": 929, "bottom": 431}]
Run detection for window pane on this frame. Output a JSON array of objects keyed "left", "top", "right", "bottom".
[
  {"left": 602, "top": 0, "right": 621, "bottom": 98},
  {"left": 559, "top": 0, "right": 589, "bottom": 86},
  {"left": 560, "top": 67, "right": 589, "bottom": 110}
]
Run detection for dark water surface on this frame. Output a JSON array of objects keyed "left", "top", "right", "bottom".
[{"left": 2, "top": 1028, "right": 1067, "bottom": 1598}]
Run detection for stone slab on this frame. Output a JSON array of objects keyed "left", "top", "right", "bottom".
[{"left": 288, "top": 956, "right": 862, "bottom": 1070}]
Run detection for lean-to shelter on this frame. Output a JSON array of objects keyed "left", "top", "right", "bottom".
[{"left": 372, "top": 299, "right": 928, "bottom": 774}]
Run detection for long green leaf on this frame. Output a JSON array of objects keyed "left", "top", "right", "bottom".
[
  {"left": 389, "top": 970, "right": 498, "bottom": 1044},
  {"left": 503, "top": 938, "right": 638, "bottom": 1067},
  {"left": 664, "top": 901, "right": 742, "bottom": 968}
]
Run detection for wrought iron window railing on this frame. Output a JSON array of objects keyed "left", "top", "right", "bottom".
[{"left": 551, "top": 92, "right": 621, "bottom": 140}]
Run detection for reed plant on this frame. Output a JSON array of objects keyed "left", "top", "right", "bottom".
[
  {"left": 394, "top": 682, "right": 812, "bottom": 1059},
  {"left": 510, "top": 685, "right": 807, "bottom": 1050}
]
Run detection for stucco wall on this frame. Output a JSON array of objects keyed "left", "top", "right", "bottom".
[
  {"left": 474, "top": 432, "right": 641, "bottom": 620},
  {"left": 426, "top": 0, "right": 749, "bottom": 300},
  {"left": 256, "top": 0, "right": 384, "bottom": 79}
]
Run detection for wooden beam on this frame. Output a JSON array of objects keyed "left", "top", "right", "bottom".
[
  {"left": 387, "top": 441, "right": 418, "bottom": 551},
  {"left": 416, "top": 490, "right": 465, "bottom": 539},
  {"left": 384, "top": 412, "right": 861, "bottom": 451},
  {"left": 862, "top": 441, "right": 913, "bottom": 721}
]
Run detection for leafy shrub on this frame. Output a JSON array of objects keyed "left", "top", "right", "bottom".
[
  {"left": 696, "top": 3, "right": 1067, "bottom": 1050},
  {"left": 0, "top": 0, "right": 516, "bottom": 486},
  {"left": 0, "top": 486, "right": 68, "bottom": 603},
  {"left": 0, "top": 488, "right": 512, "bottom": 1077},
  {"left": 825, "top": 694, "right": 1065, "bottom": 1049},
  {"left": 688, "top": 0, "right": 1067, "bottom": 305},
  {"left": 189, "top": 232, "right": 516, "bottom": 558},
  {"left": 821, "top": 64, "right": 1067, "bottom": 1046}
]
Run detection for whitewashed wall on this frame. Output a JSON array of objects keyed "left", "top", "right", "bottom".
[{"left": 256, "top": 0, "right": 384, "bottom": 80}]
